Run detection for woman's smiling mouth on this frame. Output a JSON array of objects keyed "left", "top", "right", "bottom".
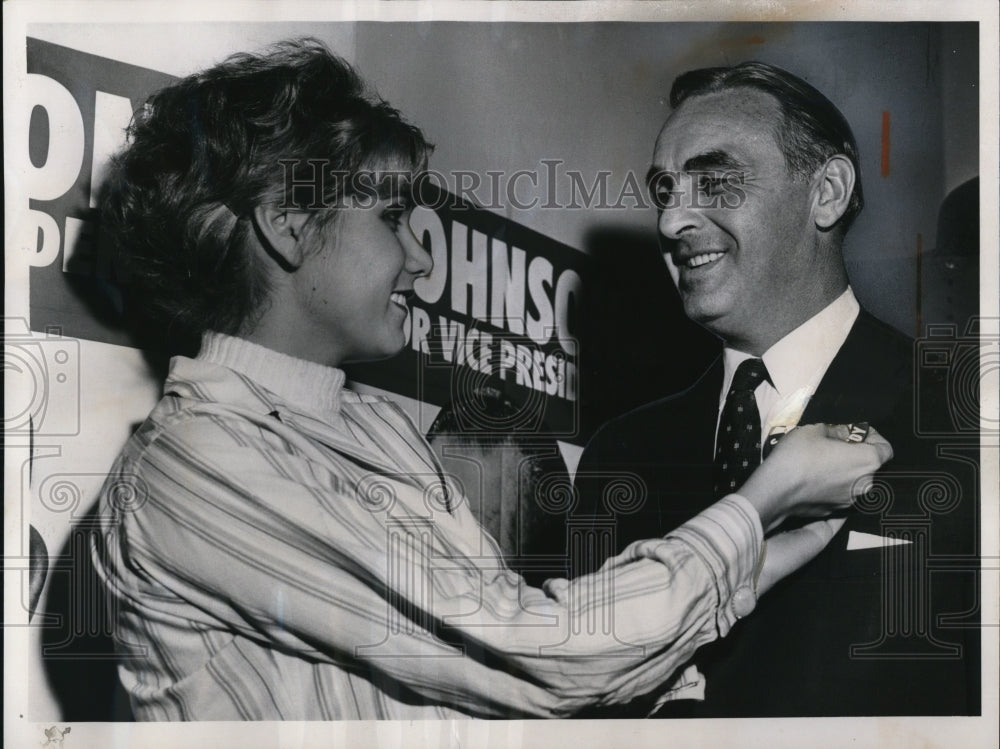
[{"left": 390, "top": 291, "right": 411, "bottom": 309}]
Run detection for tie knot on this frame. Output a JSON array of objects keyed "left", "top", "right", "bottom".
[{"left": 730, "top": 358, "right": 768, "bottom": 393}]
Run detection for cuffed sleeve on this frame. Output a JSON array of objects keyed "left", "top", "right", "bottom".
[{"left": 661, "top": 493, "right": 764, "bottom": 635}]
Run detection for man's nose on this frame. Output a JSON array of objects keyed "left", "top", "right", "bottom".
[
  {"left": 658, "top": 197, "right": 702, "bottom": 240},
  {"left": 656, "top": 173, "right": 705, "bottom": 239}
]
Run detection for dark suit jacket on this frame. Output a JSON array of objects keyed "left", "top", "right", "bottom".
[{"left": 569, "top": 310, "right": 980, "bottom": 716}]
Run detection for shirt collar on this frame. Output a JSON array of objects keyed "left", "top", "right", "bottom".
[
  {"left": 194, "top": 331, "right": 347, "bottom": 417},
  {"left": 722, "top": 287, "right": 860, "bottom": 401}
]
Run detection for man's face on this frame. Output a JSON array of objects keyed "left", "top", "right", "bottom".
[{"left": 651, "top": 89, "right": 822, "bottom": 353}]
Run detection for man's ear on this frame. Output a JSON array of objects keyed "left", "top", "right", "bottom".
[
  {"left": 812, "top": 155, "right": 855, "bottom": 231},
  {"left": 252, "top": 204, "right": 313, "bottom": 269}
]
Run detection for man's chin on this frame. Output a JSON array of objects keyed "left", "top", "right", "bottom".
[
  {"left": 681, "top": 296, "right": 723, "bottom": 323},
  {"left": 682, "top": 301, "right": 733, "bottom": 337}
]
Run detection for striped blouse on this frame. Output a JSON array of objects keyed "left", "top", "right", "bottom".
[{"left": 91, "top": 332, "right": 763, "bottom": 720}]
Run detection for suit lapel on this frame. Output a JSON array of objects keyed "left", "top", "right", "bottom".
[
  {"left": 800, "top": 316, "right": 863, "bottom": 424},
  {"left": 800, "top": 310, "right": 907, "bottom": 427},
  {"left": 686, "top": 356, "right": 725, "bottom": 462}
]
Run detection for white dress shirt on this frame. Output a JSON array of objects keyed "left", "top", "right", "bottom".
[{"left": 716, "top": 288, "right": 861, "bottom": 451}]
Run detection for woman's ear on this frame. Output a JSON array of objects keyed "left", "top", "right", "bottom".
[
  {"left": 812, "top": 155, "right": 855, "bottom": 231},
  {"left": 252, "top": 205, "right": 313, "bottom": 269}
]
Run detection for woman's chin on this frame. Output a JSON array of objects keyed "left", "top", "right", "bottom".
[{"left": 344, "top": 340, "right": 407, "bottom": 366}]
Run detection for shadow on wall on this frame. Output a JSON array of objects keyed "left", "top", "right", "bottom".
[
  {"left": 577, "top": 224, "right": 719, "bottom": 434},
  {"left": 427, "top": 386, "right": 572, "bottom": 589},
  {"left": 60, "top": 205, "right": 189, "bottom": 383},
  {"left": 421, "top": 226, "right": 723, "bottom": 580},
  {"left": 922, "top": 176, "right": 980, "bottom": 332},
  {"left": 38, "top": 501, "right": 135, "bottom": 721},
  {"left": 32, "top": 202, "right": 151, "bottom": 723}
]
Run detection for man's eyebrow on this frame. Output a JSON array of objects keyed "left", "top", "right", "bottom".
[
  {"left": 646, "top": 150, "right": 748, "bottom": 192},
  {"left": 683, "top": 150, "right": 747, "bottom": 173}
]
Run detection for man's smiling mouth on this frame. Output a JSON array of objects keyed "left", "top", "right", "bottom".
[{"left": 683, "top": 251, "right": 725, "bottom": 269}]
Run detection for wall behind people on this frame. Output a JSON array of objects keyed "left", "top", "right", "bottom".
[
  {"left": 941, "top": 23, "right": 979, "bottom": 195},
  {"left": 355, "top": 21, "right": 977, "bottom": 425},
  {"left": 16, "top": 21, "right": 979, "bottom": 442}
]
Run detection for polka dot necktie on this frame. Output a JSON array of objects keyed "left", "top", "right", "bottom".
[{"left": 714, "top": 358, "right": 769, "bottom": 498}]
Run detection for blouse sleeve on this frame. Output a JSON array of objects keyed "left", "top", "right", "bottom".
[{"left": 108, "top": 412, "right": 762, "bottom": 717}]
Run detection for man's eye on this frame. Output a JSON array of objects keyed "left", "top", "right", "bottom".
[
  {"left": 696, "top": 174, "right": 726, "bottom": 194},
  {"left": 650, "top": 189, "right": 670, "bottom": 210},
  {"left": 647, "top": 171, "right": 676, "bottom": 210},
  {"left": 697, "top": 171, "right": 743, "bottom": 195},
  {"left": 648, "top": 184, "right": 677, "bottom": 210}
]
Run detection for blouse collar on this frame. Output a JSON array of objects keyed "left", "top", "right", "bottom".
[{"left": 196, "top": 331, "right": 347, "bottom": 416}]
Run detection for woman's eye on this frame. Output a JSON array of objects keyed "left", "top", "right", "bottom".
[{"left": 382, "top": 208, "right": 408, "bottom": 230}]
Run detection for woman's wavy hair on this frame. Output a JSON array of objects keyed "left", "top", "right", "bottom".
[{"left": 101, "top": 38, "right": 431, "bottom": 345}]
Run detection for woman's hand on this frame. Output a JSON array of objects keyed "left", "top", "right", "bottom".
[
  {"left": 739, "top": 423, "right": 893, "bottom": 534},
  {"left": 755, "top": 517, "right": 846, "bottom": 596}
]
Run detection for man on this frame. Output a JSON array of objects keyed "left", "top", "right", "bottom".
[{"left": 571, "top": 62, "right": 979, "bottom": 716}]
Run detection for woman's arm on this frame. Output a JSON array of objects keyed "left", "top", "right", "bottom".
[{"left": 103, "top": 413, "right": 887, "bottom": 717}]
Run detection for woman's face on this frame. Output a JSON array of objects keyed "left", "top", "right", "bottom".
[{"left": 291, "top": 195, "right": 432, "bottom": 367}]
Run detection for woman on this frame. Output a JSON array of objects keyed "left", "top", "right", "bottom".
[{"left": 93, "top": 38, "right": 891, "bottom": 720}]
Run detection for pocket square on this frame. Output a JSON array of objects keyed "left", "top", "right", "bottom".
[{"left": 846, "top": 530, "right": 914, "bottom": 550}]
